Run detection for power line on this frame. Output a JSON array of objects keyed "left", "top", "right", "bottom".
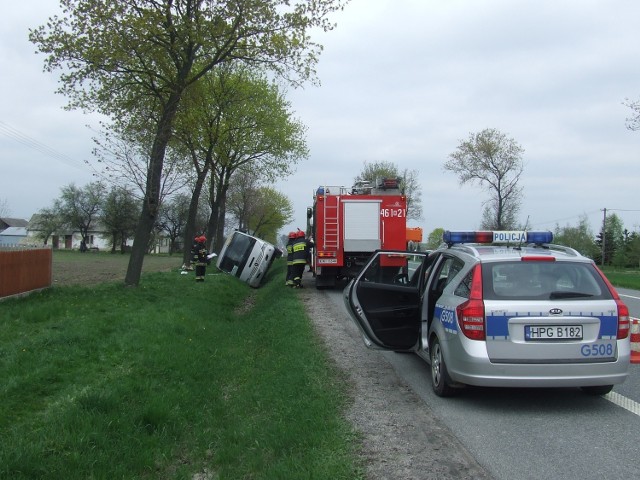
[
  {"left": 530, "top": 210, "right": 602, "bottom": 228},
  {"left": 0, "top": 120, "right": 89, "bottom": 171}
]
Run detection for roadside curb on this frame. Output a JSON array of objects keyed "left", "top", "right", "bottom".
[{"left": 631, "top": 317, "right": 640, "bottom": 365}]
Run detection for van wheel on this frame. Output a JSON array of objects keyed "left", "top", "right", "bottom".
[
  {"left": 430, "top": 336, "right": 457, "bottom": 397},
  {"left": 580, "top": 385, "right": 614, "bottom": 395}
]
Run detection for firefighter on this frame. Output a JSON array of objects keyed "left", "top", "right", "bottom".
[
  {"left": 285, "top": 231, "right": 296, "bottom": 286},
  {"left": 306, "top": 235, "right": 315, "bottom": 274},
  {"left": 291, "top": 229, "right": 308, "bottom": 288},
  {"left": 191, "top": 235, "right": 210, "bottom": 282}
]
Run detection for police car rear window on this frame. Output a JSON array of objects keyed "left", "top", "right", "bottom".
[{"left": 481, "top": 261, "right": 611, "bottom": 301}]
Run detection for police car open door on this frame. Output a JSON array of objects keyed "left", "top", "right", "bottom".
[{"left": 344, "top": 251, "right": 427, "bottom": 351}]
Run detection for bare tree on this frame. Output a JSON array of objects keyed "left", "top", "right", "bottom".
[
  {"left": 354, "top": 160, "right": 423, "bottom": 221},
  {"left": 91, "top": 124, "right": 190, "bottom": 203},
  {"left": 101, "top": 186, "right": 140, "bottom": 253},
  {"left": 623, "top": 97, "right": 640, "bottom": 131},
  {"left": 156, "top": 193, "right": 192, "bottom": 255},
  {"left": 0, "top": 198, "right": 11, "bottom": 217},
  {"left": 444, "top": 128, "right": 525, "bottom": 230}
]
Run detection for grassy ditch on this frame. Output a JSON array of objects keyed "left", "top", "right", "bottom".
[
  {"left": 0, "top": 259, "right": 362, "bottom": 479},
  {"left": 600, "top": 266, "right": 640, "bottom": 290}
]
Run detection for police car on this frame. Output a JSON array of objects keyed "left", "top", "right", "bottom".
[{"left": 343, "top": 230, "right": 631, "bottom": 397}]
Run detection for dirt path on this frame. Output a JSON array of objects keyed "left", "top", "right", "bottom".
[{"left": 297, "top": 273, "right": 494, "bottom": 480}]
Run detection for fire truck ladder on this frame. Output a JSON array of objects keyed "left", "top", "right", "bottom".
[{"left": 323, "top": 193, "right": 340, "bottom": 250}]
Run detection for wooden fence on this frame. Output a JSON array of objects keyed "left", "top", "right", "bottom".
[{"left": 0, "top": 248, "right": 52, "bottom": 298}]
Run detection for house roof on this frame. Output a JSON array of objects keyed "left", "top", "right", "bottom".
[
  {"left": 0, "top": 217, "right": 29, "bottom": 228},
  {"left": 0, "top": 226, "right": 27, "bottom": 236}
]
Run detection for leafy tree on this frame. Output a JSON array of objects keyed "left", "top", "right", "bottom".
[
  {"left": 354, "top": 160, "right": 423, "bottom": 221},
  {"left": 204, "top": 68, "right": 308, "bottom": 251},
  {"left": 444, "top": 128, "right": 525, "bottom": 230},
  {"left": 622, "top": 231, "right": 640, "bottom": 268},
  {"left": 426, "top": 227, "right": 445, "bottom": 249},
  {"left": 56, "top": 182, "right": 106, "bottom": 251},
  {"left": 553, "top": 214, "right": 598, "bottom": 258},
  {"left": 171, "top": 65, "right": 304, "bottom": 261},
  {"left": 595, "top": 213, "right": 624, "bottom": 266},
  {"left": 30, "top": 0, "right": 346, "bottom": 286},
  {"left": 101, "top": 187, "right": 140, "bottom": 253},
  {"left": 227, "top": 173, "right": 293, "bottom": 243},
  {"left": 29, "top": 207, "right": 64, "bottom": 245}
]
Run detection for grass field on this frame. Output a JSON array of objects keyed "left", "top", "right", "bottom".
[
  {"left": 2, "top": 252, "right": 637, "bottom": 478},
  {"left": 0, "top": 252, "right": 362, "bottom": 479},
  {"left": 600, "top": 266, "right": 640, "bottom": 290}
]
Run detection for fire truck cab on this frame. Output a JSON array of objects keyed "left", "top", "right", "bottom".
[{"left": 308, "top": 178, "right": 407, "bottom": 289}]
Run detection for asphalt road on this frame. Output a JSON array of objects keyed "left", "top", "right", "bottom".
[{"left": 326, "top": 284, "right": 640, "bottom": 480}]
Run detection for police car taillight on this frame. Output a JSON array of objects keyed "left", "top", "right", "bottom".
[
  {"left": 443, "top": 230, "right": 553, "bottom": 245},
  {"left": 595, "top": 266, "right": 630, "bottom": 339},
  {"left": 616, "top": 301, "right": 630, "bottom": 339},
  {"left": 456, "top": 264, "right": 485, "bottom": 341}
]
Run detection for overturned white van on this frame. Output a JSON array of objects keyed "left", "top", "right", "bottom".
[{"left": 216, "top": 230, "right": 281, "bottom": 288}]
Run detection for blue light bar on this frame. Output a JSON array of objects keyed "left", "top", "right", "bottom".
[
  {"left": 443, "top": 231, "right": 553, "bottom": 245},
  {"left": 525, "top": 231, "right": 553, "bottom": 244}
]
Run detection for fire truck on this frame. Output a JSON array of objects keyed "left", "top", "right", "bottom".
[{"left": 307, "top": 178, "right": 407, "bottom": 289}]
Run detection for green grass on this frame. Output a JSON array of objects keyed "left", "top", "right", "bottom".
[
  {"left": 0, "top": 260, "right": 362, "bottom": 479},
  {"left": 600, "top": 266, "right": 640, "bottom": 290}
]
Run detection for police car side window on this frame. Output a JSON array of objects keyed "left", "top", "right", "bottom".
[
  {"left": 454, "top": 270, "right": 472, "bottom": 298},
  {"left": 431, "top": 256, "right": 463, "bottom": 294}
]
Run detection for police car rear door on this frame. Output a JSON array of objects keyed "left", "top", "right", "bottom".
[{"left": 344, "top": 251, "right": 427, "bottom": 351}]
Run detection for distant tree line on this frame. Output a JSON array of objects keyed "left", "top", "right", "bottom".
[{"left": 422, "top": 212, "right": 640, "bottom": 268}]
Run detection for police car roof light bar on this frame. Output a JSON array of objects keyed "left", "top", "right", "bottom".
[{"left": 443, "top": 230, "right": 553, "bottom": 245}]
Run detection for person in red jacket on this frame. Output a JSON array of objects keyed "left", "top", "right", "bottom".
[{"left": 191, "top": 235, "right": 210, "bottom": 282}]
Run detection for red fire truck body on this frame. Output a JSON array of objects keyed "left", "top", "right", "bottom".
[{"left": 309, "top": 179, "right": 407, "bottom": 288}]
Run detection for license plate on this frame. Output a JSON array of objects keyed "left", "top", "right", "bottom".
[{"left": 524, "top": 325, "right": 583, "bottom": 341}]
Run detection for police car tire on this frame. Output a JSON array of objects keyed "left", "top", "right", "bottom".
[
  {"left": 580, "top": 385, "right": 614, "bottom": 396},
  {"left": 430, "top": 336, "right": 457, "bottom": 397}
]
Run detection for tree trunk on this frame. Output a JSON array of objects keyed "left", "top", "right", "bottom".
[
  {"left": 182, "top": 168, "right": 209, "bottom": 267},
  {"left": 125, "top": 92, "right": 183, "bottom": 286}
]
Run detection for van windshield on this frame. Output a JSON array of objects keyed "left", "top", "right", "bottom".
[{"left": 218, "top": 233, "right": 256, "bottom": 275}]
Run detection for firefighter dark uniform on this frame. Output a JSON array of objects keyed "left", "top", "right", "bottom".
[
  {"left": 191, "top": 235, "right": 210, "bottom": 282},
  {"left": 291, "top": 230, "right": 308, "bottom": 288},
  {"left": 285, "top": 231, "right": 296, "bottom": 286}
]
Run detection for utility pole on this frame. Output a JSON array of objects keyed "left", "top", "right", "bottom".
[{"left": 601, "top": 208, "right": 607, "bottom": 267}]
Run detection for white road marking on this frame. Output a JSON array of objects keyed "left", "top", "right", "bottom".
[
  {"left": 620, "top": 293, "right": 640, "bottom": 300},
  {"left": 605, "top": 391, "right": 640, "bottom": 416}
]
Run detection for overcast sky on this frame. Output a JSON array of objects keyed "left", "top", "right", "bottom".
[{"left": 2, "top": 0, "right": 639, "bottom": 240}]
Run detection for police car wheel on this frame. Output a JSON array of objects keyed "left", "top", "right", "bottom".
[
  {"left": 430, "top": 336, "right": 457, "bottom": 397},
  {"left": 580, "top": 385, "right": 614, "bottom": 396}
]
